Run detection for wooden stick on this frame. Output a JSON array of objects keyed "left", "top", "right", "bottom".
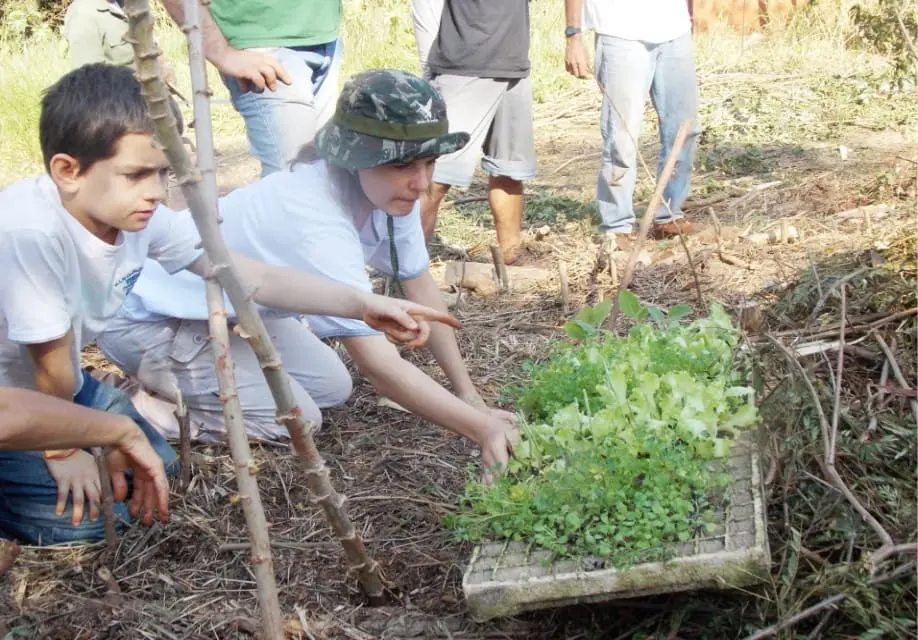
[
  {"left": 124, "top": 0, "right": 386, "bottom": 605},
  {"left": 174, "top": 389, "right": 192, "bottom": 490},
  {"left": 490, "top": 244, "right": 510, "bottom": 294},
  {"left": 607, "top": 119, "right": 693, "bottom": 330},
  {"left": 178, "top": 0, "right": 283, "bottom": 634},
  {"left": 206, "top": 284, "right": 284, "bottom": 636},
  {"left": 92, "top": 446, "right": 119, "bottom": 556},
  {"left": 862, "top": 356, "right": 890, "bottom": 441},
  {"left": 769, "top": 307, "right": 918, "bottom": 339},
  {"left": 559, "top": 261, "right": 570, "bottom": 315}
]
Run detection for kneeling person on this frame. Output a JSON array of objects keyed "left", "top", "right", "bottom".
[
  {"left": 100, "top": 69, "right": 518, "bottom": 480},
  {"left": 0, "top": 64, "right": 454, "bottom": 545}
]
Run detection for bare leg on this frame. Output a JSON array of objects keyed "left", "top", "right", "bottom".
[
  {"left": 419, "top": 181, "right": 451, "bottom": 243},
  {"left": 489, "top": 175, "right": 524, "bottom": 264}
]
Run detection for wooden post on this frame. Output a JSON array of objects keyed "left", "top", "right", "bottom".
[
  {"left": 92, "top": 446, "right": 119, "bottom": 556},
  {"left": 558, "top": 261, "right": 570, "bottom": 315},
  {"left": 175, "top": 389, "right": 192, "bottom": 490},
  {"left": 490, "top": 244, "right": 510, "bottom": 294},
  {"left": 123, "top": 0, "right": 386, "bottom": 610}
]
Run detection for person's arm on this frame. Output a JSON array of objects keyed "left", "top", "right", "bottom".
[
  {"left": 341, "top": 335, "right": 517, "bottom": 482},
  {"left": 157, "top": 0, "right": 291, "bottom": 92},
  {"left": 400, "top": 271, "right": 514, "bottom": 422},
  {"left": 184, "top": 251, "right": 461, "bottom": 345},
  {"left": 564, "top": 0, "right": 590, "bottom": 78},
  {"left": 0, "top": 387, "right": 170, "bottom": 525}
]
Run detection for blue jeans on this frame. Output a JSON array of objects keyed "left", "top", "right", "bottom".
[
  {"left": 0, "top": 370, "right": 178, "bottom": 545},
  {"left": 222, "top": 41, "right": 341, "bottom": 177},
  {"left": 594, "top": 32, "right": 702, "bottom": 234}
]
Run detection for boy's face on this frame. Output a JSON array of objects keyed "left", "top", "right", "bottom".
[{"left": 52, "top": 133, "right": 170, "bottom": 241}]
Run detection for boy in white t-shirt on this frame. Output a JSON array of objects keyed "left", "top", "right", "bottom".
[
  {"left": 0, "top": 63, "right": 459, "bottom": 546},
  {"left": 563, "top": 0, "right": 703, "bottom": 247}
]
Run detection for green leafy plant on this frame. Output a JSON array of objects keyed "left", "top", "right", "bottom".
[{"left": 446, "top": 294, "right": 759, "bottom": 566}]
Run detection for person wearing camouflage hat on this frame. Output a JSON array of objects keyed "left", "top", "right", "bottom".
[{"left": 98, "top": 69, "right": 519, "bottom": 484}]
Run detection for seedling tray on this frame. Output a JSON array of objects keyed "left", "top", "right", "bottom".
[{"left": 461, "top": 440, "right": 770, "bottom": 621}]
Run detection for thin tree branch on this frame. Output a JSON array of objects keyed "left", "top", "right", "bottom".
[
  {"left": 92, "top": 446, "right": 119, "bottom": 557},
  {"left": 741, "top": 593, "right": 847, "bottom": 640},
  {"left": 872, "top": 332, "right": 918, "bottom": 424},
  {"left": 124, "top": 0, "right": 386, "bottom": 607},
  {"left": 171, "top": 0, "right": 284, "bottom": 635},
  {"left": 768, "top": 336, "right": 894, "bottom": 548},
  {"left": 895, "top": 5, "right": 918, "bottom": 63},
  {"left": 607, "top": 119, "right": 693, "bottom": 330}
]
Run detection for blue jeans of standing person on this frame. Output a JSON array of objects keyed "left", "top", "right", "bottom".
[
  {"left": 0, "top": 370, "right": 178, "bottom": 546},
  {"left": 222, "top": 41, "right": 342, "bottom": 177},
  {"left": 594, "top": 31, "right": 702, "bottom": 234}
]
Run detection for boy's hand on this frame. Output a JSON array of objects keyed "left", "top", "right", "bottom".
[
  {"left": 362, "top": 296, "right": 462, "bottom": 350},
  {"left": 45, "top": 451, "right": 101, "bottom": 525}
]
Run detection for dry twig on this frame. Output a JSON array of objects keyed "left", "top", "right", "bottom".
[
  {"left": 92, "top": 446, "right": 119, "bottom": 556},
  {"left": 606, "top": 119, "right": 693, "bottom": 330},
  {"left": 741, "top": 593, "right": 847, "bottom": 640},
  {"left": 871, "top": 332, "right": 918, "bottom": 424},
  {"left": 769, "top": 327, "right": 895, "bottom": 550}
]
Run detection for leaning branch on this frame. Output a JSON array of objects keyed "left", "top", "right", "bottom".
[{"left": 123, "top": 0, "right": 386, "bottom": 604}]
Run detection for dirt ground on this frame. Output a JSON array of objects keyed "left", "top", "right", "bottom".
[{"left": 1, "top": 80, "right": 916, "bottom": 639}]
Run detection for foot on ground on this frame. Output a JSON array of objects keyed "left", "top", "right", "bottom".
[{"left": 651, "top": 219, "right": 704, "bottom": 239}]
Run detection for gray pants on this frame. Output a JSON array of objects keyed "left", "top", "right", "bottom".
[
  {"left": 97, "top": 315, "right": 352, "bottom": 443},
  {"left": 430, "top": 74, "right": 538, "bottom": 188}
]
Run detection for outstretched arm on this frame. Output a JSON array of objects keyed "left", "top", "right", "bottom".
[
  {"left": 400, "top": 271, "right": 515, "bottom": 423},
  {"left": 342, "top": 335, "right": 517, "bottom": 482},
  {"left": 185, "top": 251, "right": 461, "bottom": 346},
  {"left": 0, "top": 386, "right": 131, "bottom": 451},
  {"left": 158, "top": 0, "right": 291, "bottom": 92},
  {"left": 0, "top": 387, "right": 170, "bottom": 525}
]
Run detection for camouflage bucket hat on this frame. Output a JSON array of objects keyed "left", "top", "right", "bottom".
[{"left": 315, "top": 69, "right": 470, "bottom": 170}]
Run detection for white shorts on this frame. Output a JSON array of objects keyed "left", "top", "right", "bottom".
[
  {"left": 431, "top": 74, "right": 537, "bottom": 188},
  {"left": 97, "top": 315, "right": 353, "bottom": 443}
]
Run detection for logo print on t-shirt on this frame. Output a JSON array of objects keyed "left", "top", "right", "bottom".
[{"left": 114, "top": 267, "right": 142, "bottom": 296}]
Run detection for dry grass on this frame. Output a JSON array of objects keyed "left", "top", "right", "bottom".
[{"left": 2, "top": 0, "right": 918, "bottom": 638}]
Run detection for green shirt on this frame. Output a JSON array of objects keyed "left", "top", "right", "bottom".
[{"left": 209, "top": 0, "right": 342, "bottom": 49}]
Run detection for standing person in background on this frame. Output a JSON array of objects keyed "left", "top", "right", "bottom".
[
  {"left": 410, "top": 0, "right": 444, "bottom": 80},
  {"left": 413, "top": 0, "right": 537, "bottom": 266},
  {"left": 63, "top": 0, "right": 186, "bottom": 135},
  {"left": 159, "top": 0, "right": 344, "bottom": 178},
  {"left": 563, "top": 0, "right": 703, "bottom": 248}
]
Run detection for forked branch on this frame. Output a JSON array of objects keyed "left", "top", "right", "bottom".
[{"left": 123, "top": 0, "right": 386, "bottom": 608}]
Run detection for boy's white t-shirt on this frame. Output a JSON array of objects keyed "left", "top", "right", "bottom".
[
  {"left": 0, "top": 175, "right": 203, "bottom": 394},
  {"left": 583, "top": 0, "right": 691, "bottom": 44},
  {"left": 120, "top": 161, "right": 430, "bottom": 339}
]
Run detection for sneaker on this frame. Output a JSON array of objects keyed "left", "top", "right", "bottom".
[{"left": 652, "top": 219, "right": 703, "bottom": 239}]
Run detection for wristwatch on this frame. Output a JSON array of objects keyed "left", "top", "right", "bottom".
[{"left": 565, "top": 26, "right": 582, "bottom": 38}]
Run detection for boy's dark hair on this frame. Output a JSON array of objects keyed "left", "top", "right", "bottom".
[{"left": 40, "top": 63, "right": 155, "bottom": 173}]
